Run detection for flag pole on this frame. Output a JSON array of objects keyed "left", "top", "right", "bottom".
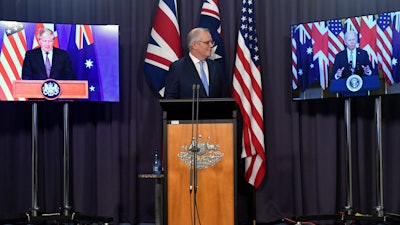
[{"left": 252, "top": 186, "right": 257, "bottom": 225}]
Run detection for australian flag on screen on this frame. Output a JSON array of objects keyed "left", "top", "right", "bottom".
[
  {"left": 67, "top": 25, "right": 101, "bottom": 101},
  {"left": 294, "top": 24, "right": 317, "bottom": 91},
  {"left": 392, "top": 12, "right": 400, "bottom": 83},
  {"left": 199, "top": 0, "right": 227, "bottom": 81}
]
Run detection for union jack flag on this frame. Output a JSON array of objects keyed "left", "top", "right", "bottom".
[
  {"left": 199, "top": 0, "right": 227, "bottom": 81},
  {"left": 144, "top": 0, "right": 182, "bottom": 97},
  {"left": 32, "top": 23, "right": 59, "bottom": 49},
  {"left": 360, "top": 15, "right": 378, "bottom": 69},
  {"left": 312, "top": 21, "right": 329, "bottom": 89},
  {"left": 0, "top": 21, "right": 27, "bottom": 100},
  {"left": 377, "top": 13, "right": 393, "bottom": 85},
  {"left": 232, "top": 0, "right": 265, "bottom": 188}
]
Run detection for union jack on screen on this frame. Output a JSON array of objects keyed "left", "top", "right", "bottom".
[
  {"left": 232, "top": 0, "right": 265, "bottom": 188},
  {"left": 144, "top": 0, "right": 182, "bottom": 97},
  {"left": 0, "top": 22, "right": 27, "bottom": 100}
]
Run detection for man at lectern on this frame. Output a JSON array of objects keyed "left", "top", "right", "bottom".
[
  {"left": 332, "top": 30, "right": 372, "bottom": 80},
  {"left": 22, "top": 28, "right": 75, "bottom": 80},
  {"left": 164, "top": 27, "right": 227, "bottom": 99}
]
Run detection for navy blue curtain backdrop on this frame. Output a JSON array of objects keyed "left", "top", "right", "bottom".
[{"left": 1, "top": 0, "right": 400, "bottom": 225}]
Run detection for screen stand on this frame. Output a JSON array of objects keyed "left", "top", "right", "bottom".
[
  {"left": 293, "top": 98, "right": 395, "bottom": 224},
  {"left": 373, "top": 96, "right": 400, "bottom": 223},
  {"left": 0, "top": 102, "right": 113, "bottom": 225}
]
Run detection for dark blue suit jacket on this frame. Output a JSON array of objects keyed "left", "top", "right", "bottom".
[
  {"left": 331, "top": 48, "right": 372, "bottom": 79},
  {"left": 164, "top": 55, "right": 227, "bottom": 99},
  {"left": 22, "top": 48, "right": 75, "bottom": 80}
]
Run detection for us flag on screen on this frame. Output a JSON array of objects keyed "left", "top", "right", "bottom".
[
  {"left": 67, "top": 25, "right": 102, "bottom": 101},
  {"left": 144, "top": 0, "right": 182, "bottom": 97},
  {"left": 0, "top": 22, "right": 27, "bottom": 100},
  {"left": 232, "top": 0, "right": 265, "bottom": 188},
  {"left": 328, "top": 19, "right": 344, "bottom": 66},
  {"left": 199, "top": 0, "right": 227, "bottom": 81},
  {"left": 291, "top": 26, "right": 299, "bottom": 89},
  {"left": 377, "top": 13, "right": 393, "bottom": 85}
]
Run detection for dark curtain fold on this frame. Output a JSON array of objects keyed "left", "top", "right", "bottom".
[{"left": 1, "top": 0, "right": 400, "bottom": 224}]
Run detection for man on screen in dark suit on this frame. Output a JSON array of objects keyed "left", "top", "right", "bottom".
[
  {"left": 22, "top": 28, "right": 75, "bottom": 80},
  {"left": 164, "top": 27, "right": 227, "bottom": 99},
  {"left": 331, "top": 30, "right": 372, "bottom": 80}
]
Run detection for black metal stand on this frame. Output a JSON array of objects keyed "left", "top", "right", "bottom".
[
  {"left": 293, "top": 97, "right": 400, "bottom": 225},
  {"left": 0, "top": 102, "right": 112, "bottom": 225}
]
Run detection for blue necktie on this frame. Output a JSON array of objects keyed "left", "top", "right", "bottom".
[{"left": 199, "top": 61, "right": 209, "bottom": 96}]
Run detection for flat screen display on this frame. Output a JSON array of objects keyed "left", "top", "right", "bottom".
[
  {"left": 0, "top": 21, "right": 119, "bottom": 102},
  {"left": 291, "top": 11, "right": 400, "bottom": 100}
]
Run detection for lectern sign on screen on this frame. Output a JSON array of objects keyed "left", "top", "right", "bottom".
[{"left": 0, "top": 20, "right": 119, "bottom": 102}]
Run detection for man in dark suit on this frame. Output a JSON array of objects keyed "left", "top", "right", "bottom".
[
  {"left": 164, "top": 27, "right": 227, "bottom": 99},
  {"left": 22, "top": 28, "right": 75, "bottom": 80},
  {"left": 332, "top": 30, "right": 372, "bottom": 80}
]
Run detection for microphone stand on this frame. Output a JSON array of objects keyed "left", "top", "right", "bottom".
[{"left": 189, "top": 84, "right": 200, "bottom": 225}]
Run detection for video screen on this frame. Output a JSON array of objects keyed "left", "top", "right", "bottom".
[
  {"left": 0, "top": 21, "right": 119, "bottom": 102},
  {"left": 291, "top": 11, "right": 400, "bottom": 100}
]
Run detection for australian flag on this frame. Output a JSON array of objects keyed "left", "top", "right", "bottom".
[
  {"left": 199, "top": 0, "right": 227, "bottom": 82},
  {"left": 294, "top": 23, "right": 317, "bottom": 91},
  {"left": 392, "top": 12, "right": 400, "bottom": 83},
  {"left": 67, "top": 25, "right": 101, "bottom": 101}
]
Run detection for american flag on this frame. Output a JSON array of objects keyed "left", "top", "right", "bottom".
[
  {"left": 291, "top": 26, "right": 299, "bottom": 90},
  {"left": 144, "top": 0, "right": 182, "bottom": 97},
  {"left": 360, "top": 15, "right": 378, "bottom": 69},
  {"left": 392, "top": 12, "right": 400, "bottom": 83},
  {"left": 232, "top": 0, "right": 265, "bottom": 188},
  {"left": 328, "top": 19, "right": 344, "bottom": 66},
  {"left": 312, "top": 21, "right": 329, "bottom": 89},
  {"left": 344, "top": 17, "right": 360, "bottom": 33},
  {"left": 0, "top": 21, "right": 27, "bottom": 100},
  {"left": 377, "top": 13, "right": 393, "bottom": 85},
  {"left": 199, "top": 0, "right": 227, "bottom": 81}
]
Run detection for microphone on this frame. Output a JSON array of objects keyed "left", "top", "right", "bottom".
[{"left": 349, "top": 61, "right": 354, "bottom": 74}]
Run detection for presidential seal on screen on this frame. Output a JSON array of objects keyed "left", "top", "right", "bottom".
[
  {"left": 346, "top": 74, "right": 363, "bottom": 92},
  {"left": 41, "top": 79, "right": 61, "bottom": 100}
]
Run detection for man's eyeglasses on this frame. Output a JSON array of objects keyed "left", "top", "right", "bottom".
[{"left": 198, "top": 40, "right": 215, "bottom": 46}]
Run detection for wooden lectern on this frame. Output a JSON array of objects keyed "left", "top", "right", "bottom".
[
  {"left": 160, "top": 98, "right": 237, "bottom": 225},
  {"left": 13, "top": 79, "right": 88, "bottom": 99}
]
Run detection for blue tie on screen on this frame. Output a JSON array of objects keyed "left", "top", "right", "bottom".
[
  {"left": 45, "top": 52, "right": 51, "bottom": 77},
  {"left": 199, "top": 61, "right": 209, "bottom": 96}
]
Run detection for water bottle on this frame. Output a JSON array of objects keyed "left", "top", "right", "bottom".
[{"left": 152, "top": 148, "right": 162, "bottom": 174}]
